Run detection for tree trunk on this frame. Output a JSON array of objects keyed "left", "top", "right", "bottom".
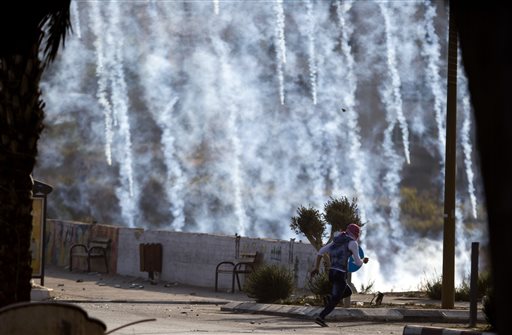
[{"left": 0, "top": 45, "right": 45, "bottom": 307}]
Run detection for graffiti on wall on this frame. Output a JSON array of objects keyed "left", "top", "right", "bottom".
[{"left": 45, "top": 220, "right": 119, "bottom": 273}]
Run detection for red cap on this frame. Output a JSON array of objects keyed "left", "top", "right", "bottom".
[{"left": 346, "top": 224, "right": 361, "bottom": 240}]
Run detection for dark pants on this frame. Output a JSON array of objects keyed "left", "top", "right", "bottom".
[{"left": 319, "top": 269, "right": 352, "bottom": 319}]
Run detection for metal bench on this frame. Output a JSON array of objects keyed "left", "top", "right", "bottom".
[
  {"left": 215, "top": 252, "right": 263, "bottom": 293},
  {"left": 69, "top": 237, "right": 111, "bottom": 273}
]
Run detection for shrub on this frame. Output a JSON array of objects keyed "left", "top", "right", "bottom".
[
  {"left": 244, "top": 264, "right": 294, "bottom": 303},
  {"left": 419, "top": 273, "right": 442, "bottom": 299},
  {"left": 359, "top": 279, "right": 375, "bottom": 294},
  {"left": 455, "top": 280, "right": 471, "bottom": 301},
  {"left": 307, "top": 271, "right": 332, "bottom": 302},
  {"left": 480, "top": 271, "right": 495, "bottom": 331},
  {"left": 421, "top": 271, "right": 493, "bottom": 302},
  {"left": 477, "top": 271, "right": 492, "bottom": 297},
  {"left": 455, "top": 271, "right": 492, "bottom": 301},
  {"left": 482, "top": 287, "right": 496, "bottom": 331}
]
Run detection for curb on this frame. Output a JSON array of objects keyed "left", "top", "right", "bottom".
[
  {"left": 403, "top": 325, "right": 495, "bottom": 335},
  {"left": 221, "top": 302, "right": 486, "bottom": 324},
  {"left": 31, "top": 284, "right": 53, "bottom": 301}
]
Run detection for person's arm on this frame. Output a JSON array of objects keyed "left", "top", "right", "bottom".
[
  {"left": 311, "top": 243, "right": 331, "bottom": 276},
  {"left": 348, "top": 240, "right": 369, "bottom": 266}
]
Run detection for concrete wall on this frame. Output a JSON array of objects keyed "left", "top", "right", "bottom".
[{"left": 45, "top": 220, "right": 317, "bottom": 290}]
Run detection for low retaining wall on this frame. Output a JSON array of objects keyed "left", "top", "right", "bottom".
[{"left": 45, "top": 220, "right": 316, "bottom": 290}]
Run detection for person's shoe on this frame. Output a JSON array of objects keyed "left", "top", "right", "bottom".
[{"left": 314, "top": 317, "right": 328, "bottom": 327}]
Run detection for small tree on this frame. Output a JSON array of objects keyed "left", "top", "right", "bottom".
[
  {"left": 323, "top": 196, "right": 363, "bottom": 243},
  {"left": 290, "top": 205, "right": 324, "bottom": 251},
  {"left": 290, "top": 197, "right": 363, "bottom": 251}
]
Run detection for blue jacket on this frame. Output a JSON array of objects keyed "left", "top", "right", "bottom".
[{"left": 327, "top": 232, "right": 353, "bottom": 272}]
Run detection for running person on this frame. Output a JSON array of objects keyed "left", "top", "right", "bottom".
[{"left": 310, "top": 223, "right": 369, "bottom": 327}]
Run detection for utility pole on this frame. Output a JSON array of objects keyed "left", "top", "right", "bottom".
[{"left": 442, "top": 2, "right": 457, "bottom": 309}]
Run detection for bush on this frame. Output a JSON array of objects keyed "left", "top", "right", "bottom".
[
  {"left": 421, "top": 271, "right": 492, "bottom": 302},
  {"left": 455, "top": 280, "right": 471, "bottom": 301},
  {"left": 359, "top": 279, "right": 375, "bottom": 294},
  {"left": 244, "top": 264, "right": 295, "bottom": 303},
  {"left": 307, "top": 271, "right": 332, "bottom": 302},
  {"left": 482, "top": 287, "right": 496, "bottom": 331},
  {"left": 420, "top": 273, "right": 443, "bottom": 299},
  {"left": 477, "top": 271, "right": 492, "bottom": 297}
]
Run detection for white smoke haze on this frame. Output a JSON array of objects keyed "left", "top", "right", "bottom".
[{"left": 36, "top": 0, "right": 487, "bottom": 292}]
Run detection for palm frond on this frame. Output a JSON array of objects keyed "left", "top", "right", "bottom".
[{"left": 39, "top": 0, "right": 72, "bottom": 67}]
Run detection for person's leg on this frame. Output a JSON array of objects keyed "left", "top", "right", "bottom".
[
  {"left": 341, "top": 282, "right": 352, "bottom": 299},
  {"left": 319, "top": 270, "right": 346, "bottom": 320}
]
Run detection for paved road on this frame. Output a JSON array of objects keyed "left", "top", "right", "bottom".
[
  {"left": 73, "top": 301, "right": 451, "bottom": 335},
  {"left": 34, "top": 265, "right": 489, "bottom": 335}
]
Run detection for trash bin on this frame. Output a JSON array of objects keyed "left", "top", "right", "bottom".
[{"left": 139, "top": 243, "right": 162, "bottom": 280}]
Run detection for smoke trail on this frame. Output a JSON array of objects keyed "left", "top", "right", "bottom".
[
  {"left": 422, "top": 0, "right": 446, "bottom": 176},
  {"left": 301, "top": 115, "right": 326, "bottom": 208},
  {"left": 220, "top": 59, "right": 249, "bottom": 236},
  {"left": 461, "top": 97, "right": 477, "bottom": 218},
  {"left": 377, "top": 2, "right": 406, "bottom": 242},
  {"left": 379, "top": 2, "right": 410, "bottom": 165},
  {"left": 88, "top": 1, "right": 113, "bottom": 166},
  {"left": 304, "top": 0, "right": 358, "bottom": 208},
  {"left": 458, "top": 65, "right": 478, "bottom": 219},
  {"left": 306, "top": 0, "right": 317, "bottom": 105},
  {"left": 157, "top": 99, "right": 187, "bottom": 230},
  {"left": 292, "top": 2, "right": 330, "bottom": 208},
  {"left": 325, "top": 121, "right": 342, "bottom": 196},
  {"left": 143, "top": 1, "right": 186, "bottom": 230},
  {"left": 335, "top": 0, "right": 368, "bottom": 224},
  {"left": 213, "top": 0, "right": 219, "bottom": 15},
  {"left": 274, "top": 0, "right": 286, "bottom": 105},
  {"left": 70, "top": 0, "right": 81, "bottom": 39},
  {"left": 382, "top": 104, "right": 405, "bottom": 242},
  {"left": 208, "top": 12, "right": 250, "bottom": 235},
  {"left": 310, "top": 5, "right": 346, "bottom": 199},
  {"left": 108, "top": 0, "right": 138, "bottom": 227},
  {"left": 454, "top": 202, "right": 475, "bottom": 285}
]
